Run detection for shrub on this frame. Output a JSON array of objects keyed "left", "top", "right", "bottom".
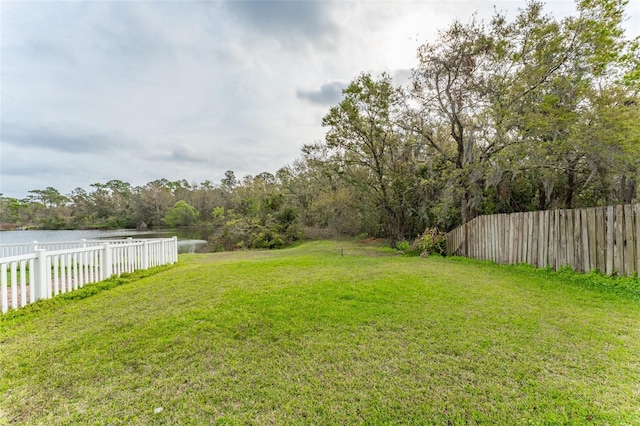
[
  {"left": 395, "top": 240, "right": 411, "bottom": 252},
  {"left": 412, "top": 228, "right": 446, "bottom": 256},
  {"left": 251, "top": 228, "right": 285, "bottom": 249}
]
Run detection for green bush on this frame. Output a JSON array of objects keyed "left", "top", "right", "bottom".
[
  {"left": 412, "top": 228, "right": 446, "bottom": 256},
  {"left": 251, "top": 228, "right": 285, "bottom": 249},
  {"left": 395, "top": 241, "right": 424, "bottom": 256}
]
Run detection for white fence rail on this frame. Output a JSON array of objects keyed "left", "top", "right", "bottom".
[
  {"left": 0, "top": 237, "right": 178, "bottom": 314},
  {"left": 0, "top": 239, "right": 116, "bottom": 258}
]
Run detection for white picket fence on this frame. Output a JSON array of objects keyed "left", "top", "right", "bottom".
[{"left": 0, "top": 237, "right": 178, "bottom": 314}]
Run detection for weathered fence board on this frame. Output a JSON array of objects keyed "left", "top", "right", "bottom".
[
  {"left": 558, "top": 210, "right": 567, "bottom": 269},
  {"left": 596, "top": 208, "right": 605, "bottom": 270},
  {"left": 445, "top": 204, "right": 640, "bottom": 276},
  {"left": 581, "top": 209, "right": 590, "bottom": 273},
  {"left": 606, "top": 206, "right": 615, "bottom": 275},
  {"left": 636, "top": 204, "right": 640, "bottom": 274},
  {"left": 614, "top": 205, "right": 624, "bottom": 274},
  {"left": 587, "top": 208, "right": 597, "bottom": 273}
]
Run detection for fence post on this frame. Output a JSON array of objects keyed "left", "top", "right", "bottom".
[
  {"left": 173, "top": 236, "right": 178, "bottom": 263},
  {"left": 31, "top": 241, "right": 38, "bottom": 253},
  {"left": 160, "top": 239, "right": 166, "bottom": 266},
  {"left": 142, "top": 240, "right": 149, "bottom": 270},
  {"left": 34, "top": 249, "right": 49, "bottom": 301},
  {"left": 127, "top": 238, "right": 133, "bottom": 272},
  {"left": 102, "top": 243, "right": 113, "bottom": 280},
  {"left": 1, "top": 264, "right": 7, "bottom": 313}
]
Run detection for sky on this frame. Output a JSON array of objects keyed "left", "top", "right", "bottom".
[{"left": 1, "top": 0, "right": 639, "bottom": 199}]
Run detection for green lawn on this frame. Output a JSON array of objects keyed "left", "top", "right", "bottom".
[{"left": 1, "top": 241, "right": 639, "bottom": 425}]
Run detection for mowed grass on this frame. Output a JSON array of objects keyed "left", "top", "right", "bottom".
[{"left": 1, "top": 241, "right": 640, "bottom": 425}]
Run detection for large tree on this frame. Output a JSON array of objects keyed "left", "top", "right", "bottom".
[
  {"left": 410, "top": 0, "right": 638, "bottom": 223},
  {"left": 310, "top": 72, "right": 431, "bottom": 241},
  {"left": 163, "top": 200, "right": 200, "bottom": 227},
  {"left": 88, "top": 180, "right": 133, "bottom": 228}
]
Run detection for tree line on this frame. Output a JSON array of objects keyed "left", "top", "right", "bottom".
[{"left": 1, "top": 0, "right": 638, "bottom": 250}]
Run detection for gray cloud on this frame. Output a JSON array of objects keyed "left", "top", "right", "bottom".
[
  {"left": 170, "top": 148, "right": 209, "bottom": 164},
  {"left": 1, "top": 158, "right": 67, "bottom": 177},
  {"left": 223, "top": 0, "right": 339, "bottom": 49},
  {"left": 1, "top": 121, "right": 125, "bottom": 154},
  {"left": 13, "top": 37, "right": 79, "bottom": 69},
  {"left": 145, "top": 141, "right": 211, "bottom": 164},
  {"left": 296, "top": 81, "right": 347, "bottom": 106},
  {"left": 0, "top": 144, "right": 103, "bottom": 196},
  {"left": 91, "top": 3, "right": 176, "bottom": 65},
  {"left": 233, "top": 137, "right": 258, "bottom": 146}
]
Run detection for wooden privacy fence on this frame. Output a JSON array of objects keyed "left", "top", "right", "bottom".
[
  {"left": 0, "top": 237, "right": 178, "bottom": 314},
  {"left": 446, "top": 204, "right": 640, "bottom": 276}
]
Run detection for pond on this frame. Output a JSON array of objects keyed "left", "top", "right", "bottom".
[{"left": 0, "top": 227, "right": 211, "bottom": 254}]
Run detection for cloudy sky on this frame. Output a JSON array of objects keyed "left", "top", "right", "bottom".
[{"left": 1, "top": 0, "right": 638, "bottom": 199}]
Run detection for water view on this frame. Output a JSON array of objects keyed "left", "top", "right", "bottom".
[{"left": 0, "top": 228, "right": 209, "bottom": 254}]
